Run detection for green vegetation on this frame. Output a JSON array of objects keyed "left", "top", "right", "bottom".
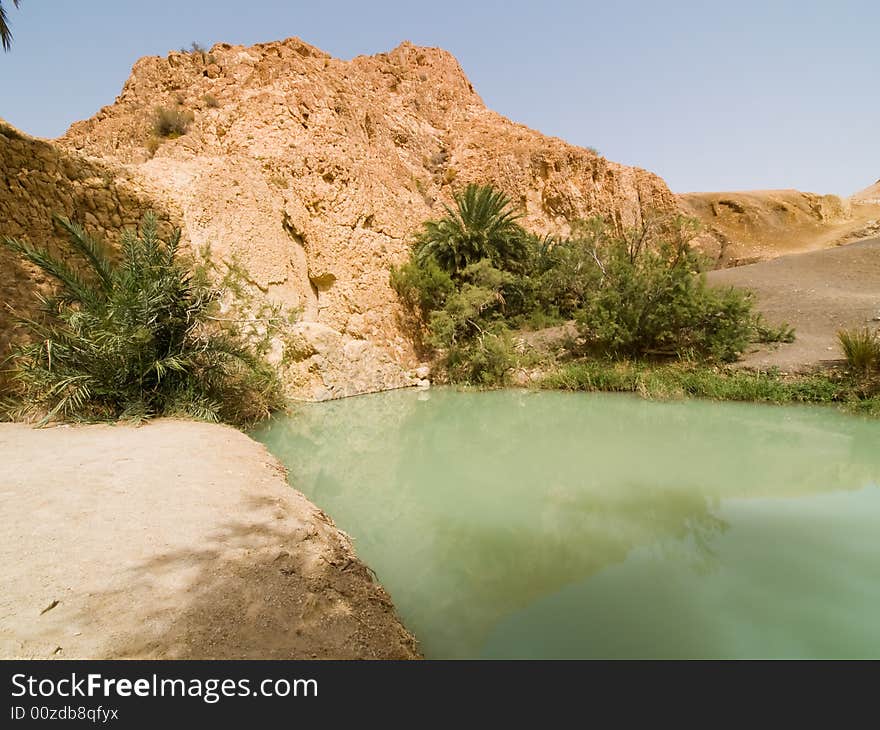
[
  {"left": 753, "top": 315, "right": 795, "bottom": 345},
  {"left": 390, "top": 182, "right": 880, "bottom": 416},
  {"left": 0, "top": 0, "right": 20, "bottom": 52},
  {"left": 413, "top": 184, "right": 530, "bottom": 277},
  {"left": 1, "top": 214, "right": 284, "bottom": 426},
  {"left": 838, "top": 327, "right": 880, "bottom": 374},
  {"left": 565, "top": 216, "right": 754, "bottom": 361},
  {"left": 539, "top": 360, "right": 880, "bottom": 416},
  {"left": 392, "top": 183, "right": 789, "bottom": 386},
  {"left": 392, "top": 184, "right": 536, "bottom": 383}
]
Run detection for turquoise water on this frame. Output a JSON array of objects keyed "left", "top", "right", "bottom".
[{"left": 251, "top": 389, "right": 880, "bottom": 659}]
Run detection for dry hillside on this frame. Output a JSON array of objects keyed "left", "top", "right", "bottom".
[
  {"left": 708, "top": 237, "right": 880, "bottom": 372},
  {"left": 681, "top": 189, "right": 880, "bottom": 266},
  {"left": 853, "top": 179, "right": 880, "bottom": 205}
]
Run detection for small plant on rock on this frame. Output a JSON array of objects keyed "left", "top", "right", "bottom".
[{"left": 152, "top": 106, "right": 194, "bottom": 138}]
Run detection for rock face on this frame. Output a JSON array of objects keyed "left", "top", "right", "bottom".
[{"left": 3, "top": 37, "right": 676, "bottom": 399}]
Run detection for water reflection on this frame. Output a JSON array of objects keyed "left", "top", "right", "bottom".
[{"left": 252, "top": 389, "right": 880, "bottom": 658}]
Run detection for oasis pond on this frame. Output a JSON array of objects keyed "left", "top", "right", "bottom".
[{"left": 251, "top": 389, "right": 880, "bottom": 659}]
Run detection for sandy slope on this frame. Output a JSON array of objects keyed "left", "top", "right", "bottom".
[
  {"left": 0, "top": 420, "right": 419, "bottom": 659},
  {"left": 680, "top": 190, "right": 880, "bottom": 265},
  {"left": 708, "top": 237, "right": 880, "bottom": 371},
  {"left": 853, "top": 180, "right": 880, "bottom": 204}
]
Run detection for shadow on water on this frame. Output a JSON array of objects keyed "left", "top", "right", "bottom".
[{"left": 252, "top": 389, "right": 880, "bottom": 658}]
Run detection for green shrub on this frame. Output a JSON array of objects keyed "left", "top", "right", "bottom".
[
  {"left": 754, "top": 315, "right": 796, "bottom": 344},
  {"left": 2, "top": 214, "right": 283, "bottom": 426},
  {"left": 838, "top": 327, "right": 880, "bottom": 373},
  {"left": 428, "top": 286, "right": 502, "bottom": 349},
  {"left": 153, "top": 106, "right": 194, "bottom": 138},
  {"left": 574, "top": 220, "right": 754, "bottom": 362},
  {"left": 440, "top": 331, "right": 517, "bottom": 385},
  {"left": 390, "top": 257, "right": 455, "bottom": 320},
  {"left": 528, "top": 234, "right": 601, "bottom": 319},
  {"left": 203, "top": 93, "right": 219, "bottom": 109}
]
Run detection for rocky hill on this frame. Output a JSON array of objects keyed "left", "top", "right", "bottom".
[
  {"left": 679, "top": 189, "right": 865, "bottom": 266},
  {"left": 4, "top": 37, "right": 676, "bottom": 399}
]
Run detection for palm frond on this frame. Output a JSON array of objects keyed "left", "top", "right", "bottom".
[
  {"left": 1, "top": 236, "right": 103, "bottom": 307},
  {"left": 53, "top": 215, "right": 114, "bottom": 291},
  {"left": 0, "top": 0, "right": 21, "bottom": 52},
  {"left": 414, "top": 184, "right": 527, "bottom": 277}
]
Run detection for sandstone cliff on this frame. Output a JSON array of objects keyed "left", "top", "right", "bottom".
[{"left": 3, "top": 38, "right": 676, "bottom": 399}]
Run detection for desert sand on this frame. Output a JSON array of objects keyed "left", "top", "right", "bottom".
[
  {"left": 708, "top": 237, "right": 880, "bottom": 371},
  {"left": 0, "top": 419, "right": 419, "bottom": 659}
]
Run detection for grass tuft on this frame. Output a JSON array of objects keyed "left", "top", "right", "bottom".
[{"left": 838, "top": 327, "right": 880, "bottom": 374}]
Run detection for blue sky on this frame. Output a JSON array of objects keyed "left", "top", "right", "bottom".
[{"left": 1, "top": 1, "right": 877, "bottom": 194}]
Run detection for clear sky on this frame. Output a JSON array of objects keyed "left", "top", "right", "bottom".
[{"left": 1, "top": 0, "right": 877, "bottom": 195}]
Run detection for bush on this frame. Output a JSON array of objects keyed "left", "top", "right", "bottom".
[
  {"left": 754, "top": 315, "right": 796, "bottom": 344},
  {"left": 838, "top": 327, "right": 880, "bottom": 373},
  {"left": 392, "top": 186, "right": 785, "bottom": 384},
  {"left": 390, "top": 257, "right": 455, "bottom": 320},
  {"left": 568, "top": 216, "right": 755, "bottom": 362},
  {"left": 575, "top": 247, "right": 754, "bottom": 362},
  {"left": 440, "top": 331, "right": 517, "bottom": 385},
  {"left": 152, "top": 106, "right": 194, "bottom": 138},
  {"left": 528, "top": 232, "right": 601, "bottom": 319},
  {"left": 2, "top": 214, "right": 283, "bottom": 426}
]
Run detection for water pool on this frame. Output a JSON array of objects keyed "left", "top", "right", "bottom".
[{"left": 252, "top": 389, "right": 880, "bottom": 658}]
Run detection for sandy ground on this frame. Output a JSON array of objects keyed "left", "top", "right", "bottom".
[
  {"left": 708, "top": 237, "right": 880, "bottom": 371},
  {"left": 0, "top": 420, "right": 420, "bottom": 659}
]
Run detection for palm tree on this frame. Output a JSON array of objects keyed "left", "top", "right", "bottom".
[
  {"left": 0, "top": 0, "right": 21, "bottom": 52},
  {"left": 2, "top": 213, "right": 283, "bottom": 425},
  {"left": 415, "top": 184, "right": 529, "bottom": 277}
]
